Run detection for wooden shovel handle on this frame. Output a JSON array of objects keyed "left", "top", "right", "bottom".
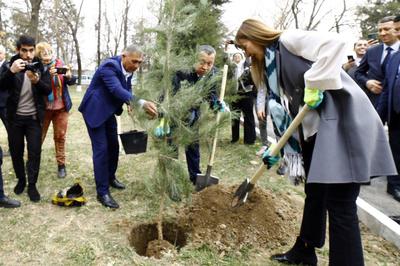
[
  {"left": 249, "top": 104, "right": 310, "bottom": 185},
  {"left": 209, "top": 64, "right": 229, "bottom": 166}
]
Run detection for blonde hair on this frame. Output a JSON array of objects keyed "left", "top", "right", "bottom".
[
  {"left": 35, "top": 42, "right": 53, "bottom": 59},
  {"left": 235, "top": 19, "right": 283, "bottom": 87}
]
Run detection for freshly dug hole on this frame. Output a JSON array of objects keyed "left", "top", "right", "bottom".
[{"left": 129, "top": 221, "right": 188, "bottom": 258}]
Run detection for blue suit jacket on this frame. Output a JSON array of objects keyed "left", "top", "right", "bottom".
[
  {"left": 377, "top": 51, "right": 400, "bottom": 125},
  {"left": 354, "top": 43, "right": 385, "bottom": 107},
  {"left": 78, "top": 56, "right": 133, "bottom": 128}
]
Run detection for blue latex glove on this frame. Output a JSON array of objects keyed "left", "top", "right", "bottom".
[
  {"left": 304, "top": 88, "right": 323, "bottom": 109},
  {"left": 213, "top": 100, "right": 230, "bottom": 112},
  {"left": 154, "top": 118, "right": 170, "bottom": 138},
  {"left": 262, "top": 144, "right": 280, "bottom": 169}
]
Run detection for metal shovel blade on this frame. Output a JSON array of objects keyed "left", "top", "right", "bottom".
[
  {"left": 195, "top": 173, "right": 219, "bottom": 192},
  {"left": 231, "top": 178, "right": 254, "bottom": 208}
]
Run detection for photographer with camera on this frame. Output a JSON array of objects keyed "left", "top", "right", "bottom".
[
  {"left": 36, "top": 42, "right": 76, "bottom": 179},
  {"left": 230, "top": 53, "right": 256, "bottom": 145},
  {"left": 0, "top": 35, "right": 51, "bottom": 202}
]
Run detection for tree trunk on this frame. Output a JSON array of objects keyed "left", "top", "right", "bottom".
[
  {"left": 97, "top": 0, "right": 101, "bottom": 66},
  {"left": 73, "top": 33, "right": 82, "bottom": 84},
  {"left": 123, "top": 0, "right": 130, "bottom": 49},
  {"left": 157, "top": 193, "right": 165, "bottom": 241},
  {"left": 29, "top": 0, "right": 42, "bottom": 40}
]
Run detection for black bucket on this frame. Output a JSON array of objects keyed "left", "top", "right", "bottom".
[{"left": 119, "top": 130, "right": 148, "bottom": 154}]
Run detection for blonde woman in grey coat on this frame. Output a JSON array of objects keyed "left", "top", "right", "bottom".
[{"left": 235, "top": 19, "right": 397, "bottom": 266}]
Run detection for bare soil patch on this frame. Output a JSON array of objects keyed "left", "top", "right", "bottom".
[{"left": 130, "top": 184, "right": 299, "bottom": 258}]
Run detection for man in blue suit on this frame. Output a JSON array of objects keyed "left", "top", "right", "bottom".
[
  {"left": 355, "top": 16, "right": 400, "bottom": 109},
  {"left": 377, "top": 15, "right": 400, "bottom": 202},
  {"left": 79, "top": 45, "right": 157, "bottom": 208}
]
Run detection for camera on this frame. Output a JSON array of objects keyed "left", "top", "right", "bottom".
[
  {"left": 56, "top": 66, "right": 68, "bottom": 75},
  {"left": 24, "top": 61, "right": 40, "bottom": 72}
]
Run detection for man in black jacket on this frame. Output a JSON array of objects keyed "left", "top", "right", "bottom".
[
  {"left": 171, "top": 45, "right": 220, "bottom": 184},
  {"left": 0, "top": 35, "right": 51, "bottom": 202}
]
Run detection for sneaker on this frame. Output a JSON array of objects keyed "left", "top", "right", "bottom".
[
  {"left": 256, "top": 145, "right": 268, "bottom": 157},
  {"left": 58, "top": 165, "right": 66, "bottom": 178}
]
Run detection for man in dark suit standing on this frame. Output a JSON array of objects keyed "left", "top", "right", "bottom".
[
  {"left": 79, "top": 45, "right": 157, "bottom": 209},
  {"left": 0, "top": 45, "right": 20, "bottom": 208},
  {"left": 355, "top": 16, "right": 400, "bottom": 109},
  {"left": 377, "top": 15, "right": 400, "bottom": 202}
]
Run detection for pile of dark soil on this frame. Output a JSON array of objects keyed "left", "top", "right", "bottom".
[
  {"left": 130, "top": 184, "right": 300, "bottom": 258},
  {"left": 177, "top": 184, "right": 300, "bottom": 251}
]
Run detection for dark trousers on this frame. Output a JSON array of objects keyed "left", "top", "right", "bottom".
[
  {"left": 388, "top": 112, "right": 400, "bottom": 187},
  {"left": 231, "top": 93, "right": 256, "bottom": 144},
  {"left": 86, "top": 116, "right": 119, "bottom": 196},
  {"left": 8, "top": 115, "right": 42, "bottom": 184},
  {"left": 0, "top": 147, "right": 4, "bottom": 198},
  {"left": 299, "top": 135, "right": 364, "bottom": 266},
  {"left": 0, "top": 107, "right": 8, "bottom": 132},
  {"left": 185, "top": 142, "right": 201, "bottom": 184}
]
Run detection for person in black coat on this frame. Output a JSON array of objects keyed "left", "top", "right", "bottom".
[
  {"left": 0, "top": 45, "right": 20, "bottom": 208},
  {"left": 170, "top": 45, "right": 220, "bottom": 184},
  {"left": 230, "top": 54, "right": 256, "bottom": 145},
  {"left": 0, "top": 35, "right": 51, "bottom": 202}
]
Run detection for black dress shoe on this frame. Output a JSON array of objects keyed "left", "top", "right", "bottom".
[
  {"left": 14, "top": 179, "right": 26, "bottom": 195},
  {"left": 58, "top": 165, "right": 66, "bottom": 178},
  {"left": 271, "top": 237, "right": 317, "bottom": 266},
  {"left": 110, "top": 179, "right": 126, "bottom": 190},
  {"left": 270, "top": 253, "right": 317, "bottom": 266},
  {"left": 387, "top": 185, "right": 400, "bottom": 202},
  {"left": 97, "top": 193, "right": 119, "bottom": 209},
  {"left": 0, "top": 196, "right": 21, "bottom": 208}
]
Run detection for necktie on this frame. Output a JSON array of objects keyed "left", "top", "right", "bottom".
[
  {"left": 382, "top": 47, "right": 393, "bottom": 75},
  {"left": 393, "top": 72, "right": 400, "bottom": 113}
]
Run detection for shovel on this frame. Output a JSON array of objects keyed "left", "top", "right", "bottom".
[
  {"left": 231, "top": 104, "right": 310, "bottom": 207},
  {"left": 195, "top": 64, "right": 229, "bottom": 192}
]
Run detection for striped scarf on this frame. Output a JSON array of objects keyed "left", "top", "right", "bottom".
[
  {"left": 265, "top": 45, "right": 305, "bottom": 185},
  {"left": 45, "top": 59, "right": 64, "bottom": 103}
]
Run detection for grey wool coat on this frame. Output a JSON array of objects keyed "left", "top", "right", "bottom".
[{"left": 274, "top": 39, "right": 397, "bottom": 184}]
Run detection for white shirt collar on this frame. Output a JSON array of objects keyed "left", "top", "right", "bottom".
[
  {"left": 383, "top": 41, "right": 400, "bottom": 52},
  {"left": 120, "top": 61, "right": 132, "bottom": 80}
]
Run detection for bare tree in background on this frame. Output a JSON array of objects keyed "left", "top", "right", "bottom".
[
  {"left": 96, "top": 0, "right": 101, "bottom": 67},
  {"left": 58, "top": 0, "right": 84, "bottom": 84},
  {"left": 123, "top": 0, "right": 132, "bottom": 49},
  {"left": 329, "top": 0, "right": 348, "bottom": 33},
  {"left": 274, "top": 0, "right": 350, "bottom": 32},
  {"left": 101, "top": 0, "right": 132, "bottom": 57},
  {"left": 29, "top": 0, "right": 42, "bottom": 40}
]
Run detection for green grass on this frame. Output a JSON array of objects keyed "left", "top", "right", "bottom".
[{"left": 0, "top": 86, "right": 398, "bottom": 265}]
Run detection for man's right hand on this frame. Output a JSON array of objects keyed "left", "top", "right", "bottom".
[
  {"left": 366, "top": 79, "right": 382, "bottom": 94},
  {"left": 10, "top": 59, "right": 26, "bottom": 73},
  {"left": 342, "top": 60, "right": 356, "bottom": 71},
  {"left": 142, "top": 100, "right": 157, "bottom": 119}
]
